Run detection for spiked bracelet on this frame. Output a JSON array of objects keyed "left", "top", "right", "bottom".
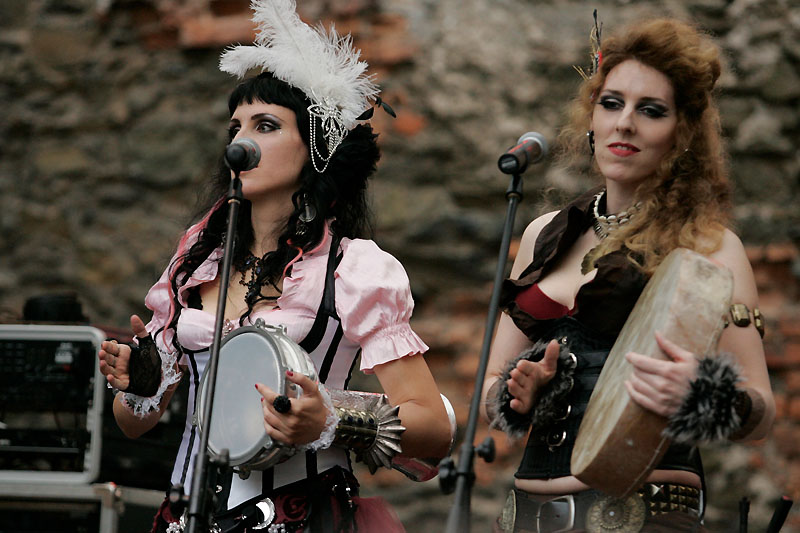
[{"left": 328, "top": 390, "right": 406, "bottom": 474}]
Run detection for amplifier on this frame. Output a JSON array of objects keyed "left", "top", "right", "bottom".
[
  {"left": 0, "top": 482, "right": 165, "bottom": 533},
  {"left": 0, "top": 324, "right": 106, "bottom": 485}
]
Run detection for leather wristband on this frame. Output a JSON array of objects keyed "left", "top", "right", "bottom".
[{"left": 730, "top": 387, "right": 766, "bottom": 440}]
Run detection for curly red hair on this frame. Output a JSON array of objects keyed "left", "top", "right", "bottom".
[{"left": 558, "top": 17, "right": 731, "bottom": 274}]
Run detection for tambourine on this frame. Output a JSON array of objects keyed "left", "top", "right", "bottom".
[{"left": 196, "top": 319, "right": 317, "bottom": 472}]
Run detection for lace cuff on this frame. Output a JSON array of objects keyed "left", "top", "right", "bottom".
[
  {"left": 122, "top": 346, "right": 182, "bottom": 418},
  {"left": 297, "top": 383, "right": 338, "bottom": 452}
]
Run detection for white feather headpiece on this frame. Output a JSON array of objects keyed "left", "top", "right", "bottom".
[{"left": 220, "top": 0, "right": 380, "bottom": 172}]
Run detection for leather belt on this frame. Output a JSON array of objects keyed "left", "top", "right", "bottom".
[{"left": 498, "top": 483, "right": 702, "bottom": 533}]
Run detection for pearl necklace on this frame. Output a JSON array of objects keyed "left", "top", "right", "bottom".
[{"left": 591, "top": 190, "right": 642, "bottom": 240}]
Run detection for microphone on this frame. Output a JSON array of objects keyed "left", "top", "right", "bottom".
[
  {"left": 497, "top": 132, "right": 548, "bottom": 174},
  {"left": 224, "top": 138, "right": 261, "bottom": 172}
]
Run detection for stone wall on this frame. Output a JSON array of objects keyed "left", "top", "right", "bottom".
[{"left": 1, "top": 0, "right": 798, "bottom": 530}]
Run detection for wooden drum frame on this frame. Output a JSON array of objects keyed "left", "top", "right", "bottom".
[{"left": 571, "top": 248, "right": 733, "bottom": 497}]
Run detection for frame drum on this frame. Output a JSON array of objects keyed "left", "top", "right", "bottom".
[
  {"left": 196, "top": 320, "right": 318, "bottom": 471},
  {"left": 571, "top": 248, "right": 733, "bottom": 497}
]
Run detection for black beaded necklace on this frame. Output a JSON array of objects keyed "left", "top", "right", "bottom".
[{"left": 235, "top": 251, "right": 281, "bottom": 306}]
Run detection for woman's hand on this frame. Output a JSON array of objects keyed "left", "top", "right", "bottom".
[
  {"left": 255, "top": 370, "right": 330, "bottom": 447},
  {"left": 98, "top": 315, "right": 149, "bottom": 392},
  {"left": 507, "top": 339, "right": 561, "bottom": 415},
  {"left": 625, "top": 331, "right": 699, "bottom": 417}
]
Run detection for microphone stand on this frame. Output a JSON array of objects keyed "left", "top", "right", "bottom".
[
  {"left": 186, "top": 172, "right": 242, "bottom": 533},
  {"left": 441, "top": 172, "right": 524, "bottom": 533}
]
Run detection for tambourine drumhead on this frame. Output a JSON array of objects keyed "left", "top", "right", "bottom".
[
  {"left": 199, "top": 327, "right": 285, "bottom": 465},
  {"left": 197, "top": 323, "right": 317, "bottom": 469}
]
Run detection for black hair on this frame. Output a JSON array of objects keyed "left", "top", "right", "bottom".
[{"left": 161, "top": 72, "right": 380, "bottom": 345}]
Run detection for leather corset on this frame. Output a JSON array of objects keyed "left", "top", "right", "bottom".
[{"left": 515, "top": 318, "right": 702, "bottom": 480}]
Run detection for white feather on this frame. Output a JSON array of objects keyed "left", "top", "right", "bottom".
[{"left": 219, "top": 0, "right": 378, "bottom": 129}]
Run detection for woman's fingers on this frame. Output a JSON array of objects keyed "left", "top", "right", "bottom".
[
  {"left": 540, "top": 339, "right": 561, "bottom": 374},
  {"left": 98, "top": 339, "right": 131, "bottom": 390},
  {"left": 255, "top": 375, "right": 327, "bottom": 445},
  {"left": 506, "top": 341, "right": 564, "bottom": 415},
  {"left": 284, "top": 370, "right": 319, "bottom": 399},
  {"left": 130, "top": 315, "right": 148, "bottom": 339},
  {"left": 625, "top": 380, "right": 667, "bottom": 416},
  {"left": 655, "top": 331, "right": 695, "bottom": 364},
  {"left": 626, "top": 347, "right": 694, "bottom": 416}
]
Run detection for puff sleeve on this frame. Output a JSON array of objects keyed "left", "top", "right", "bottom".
[{"left": 335, "top": 239, "right": 429, "bottom": 373}]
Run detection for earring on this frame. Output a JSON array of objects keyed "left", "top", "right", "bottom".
[
  {"left": 587, "top": 130, "right": 595, "bottom": 156},
  {"left": 295, "top": 194, "right": 317, "bottom": 236}
]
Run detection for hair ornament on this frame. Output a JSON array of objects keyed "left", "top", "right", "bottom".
[
  {"left": 356, "top": 96, "right": 397, "bottom": 121},
  {"left": 573, "top": 9, "right": 603, "bottom": 80},
  {"left": 219, "top": 0, "right": 380, "bottom": 172}
]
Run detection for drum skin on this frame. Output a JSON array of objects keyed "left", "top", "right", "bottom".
[
  {"left": 196, "top": 321, "right": 318, "bottom": 471},
  {"left": 571, "top": 248, "right": 733, "bottom": 497}
]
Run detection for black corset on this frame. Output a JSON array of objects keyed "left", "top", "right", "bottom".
[{"left": 515, "top": 317, "right": 702, "bottom": 480}]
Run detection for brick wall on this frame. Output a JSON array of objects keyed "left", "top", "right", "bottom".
[{"left": 1, "top": 0, "right": 798, "bottom": 530}]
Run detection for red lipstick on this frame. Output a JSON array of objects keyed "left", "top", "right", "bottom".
[{"left": 608, "top": 142, "right": 640, "bottom": 157}]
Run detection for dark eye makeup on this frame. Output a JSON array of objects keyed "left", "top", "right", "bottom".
[{"left": 597, "top": 94, "right": 670, "bottom": 118}]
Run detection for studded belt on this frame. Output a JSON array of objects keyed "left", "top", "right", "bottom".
[{"left": 497, "top": 483, "right": 702, "bottom": 533}]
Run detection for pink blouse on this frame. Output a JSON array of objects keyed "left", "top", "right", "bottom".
[{"left": 143, "top": 224, "right": 428, "bottom": 373}]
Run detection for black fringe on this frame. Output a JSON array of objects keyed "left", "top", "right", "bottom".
[
  {"left": 491, "top": 340, "right": 577, "bottom": 439},
  {"left": 663, "top": 353, "right": 743, "bottom": 444}
]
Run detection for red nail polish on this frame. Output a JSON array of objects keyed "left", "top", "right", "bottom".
[
  {"left": 286, "top": 370, "right": 293, "bottom": 377},
  {"left": 254, "top": 384, "right": 259, "bottom": 390}
]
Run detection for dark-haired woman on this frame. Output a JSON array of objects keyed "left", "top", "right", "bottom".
[
  {"left": 482, "top": 17, "right": 774, "bottom": 532},
  {"left": 97, "top": 15, "right": 452, "bottom": 532}
]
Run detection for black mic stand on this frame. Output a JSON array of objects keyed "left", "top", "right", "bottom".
[
  {"left": 186, "top": 172, "right": 243, "bottom": 533},
  {"left": 439, "top": 172, "right": 525, "bottom": 533}
]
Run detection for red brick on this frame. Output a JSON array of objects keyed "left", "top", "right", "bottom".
[
  {"left": 757, "top": 290, "right": 787, "bottom": 316},
  {"left": 745, "top": 245, "right": 765, "bottom": 263},
  {"left": 747, "top": 450, "right": 766, "bottom": 469},
  {"left": 786, "top": 374, "right": 800, "bottom": 394},
  {"left": 779, "top": 318, "right": 800, "bottom": 338},
  {"left": 129, "top": 3, "right": 161, "bottom": 26},
  {"left": 774, "top": 392, "right": 788, "bottom": 418},
  {"left": 771, "top": 422, "right": 800, "bottom": 458},
  {"left": 508, "top": 238, "right": 521, "bottom": 263},
  {"left": 789, "top": 396, "right": 800, "bottom": 422},
  {"left": 179, "top": 14, "right": 256, "bottom": 48},
  {"left": 392, "top": 111, "right": 427, "bottom": 137},
  {"left": 209, "top": 0, "right": 250, "bottom": 17},
  {"left": 766, "top": 353, "right": 795, "bottom": 370},
  {"left": 359, "top": 35, "right": 418, "bottom": 66},
  {"left": 454, "top": 353, "right": 479, "bottom": 379},
  {"left": 765, "top": 242, "right": 798, "bottom": 263},
  {"left": 142, "top": 28, "right": 179, "bottom": 50},
  {"left": 328, "top": 0, "right": 373, "bottom": 18},
  {"left": 321, "top": 16, "right": 366, "bottom": 38},
  {"left": 785, "top": 342, "right": 800, "bottom": 364}
]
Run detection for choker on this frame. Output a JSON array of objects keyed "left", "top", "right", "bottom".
[
  {"left": 236, "top": 252, "right": 281, "bottom": 305},
  {"left": 592, "top": 190, "right": 642, "bottom": 240}
]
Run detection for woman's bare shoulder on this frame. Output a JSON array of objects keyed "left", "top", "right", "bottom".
[
  {"left": 511, "top": 211, "right": 560, "bottom": 277},
  {"left": 521, "top": 211, "right": 560, "bottom": 245}
]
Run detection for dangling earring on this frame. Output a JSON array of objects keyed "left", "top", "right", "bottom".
[
  {"left": 587, "top": 130, "right": 595, "bottom": 156},
  {"left": 295, "top": 194, "right": 317, "bottom": 236}
]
